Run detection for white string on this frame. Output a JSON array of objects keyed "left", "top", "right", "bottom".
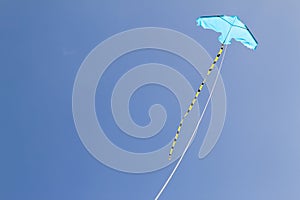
[{"left": 154, "top": 45, "right": 228, "bottom": 200}]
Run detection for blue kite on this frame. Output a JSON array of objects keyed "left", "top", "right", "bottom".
[
  {"left": 169, "top": 15, "right": 258, "bottom": 159},
  {"left": 156, "top": 15, "right": 258, "bottom": 200}
]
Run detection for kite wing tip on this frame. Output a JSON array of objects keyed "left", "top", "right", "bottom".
[
  {"left": 246, "top": 42, "right": 258, "bottom": 50},
  {"left": 195, "top": 17, "right": 202, "bottom": 26}
]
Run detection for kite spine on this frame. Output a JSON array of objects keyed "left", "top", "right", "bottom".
[{"left": 168, "top": 43, "right": 224, "bottom": 160}]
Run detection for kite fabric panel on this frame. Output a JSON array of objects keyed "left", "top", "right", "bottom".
[{"left": 196, "top": 15, "right": 258, "bottom": 50}]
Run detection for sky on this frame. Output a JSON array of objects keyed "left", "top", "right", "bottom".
[{"left": 1, "top": 0, "right": 300, "bottom": 200}]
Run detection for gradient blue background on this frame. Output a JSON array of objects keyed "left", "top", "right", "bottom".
[{"left": 1, "top": 0, "right": 300, "bottom": 199}]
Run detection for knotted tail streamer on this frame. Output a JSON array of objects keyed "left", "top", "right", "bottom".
[{"left": 168, "top": 43, "right": 225, "bottom": 160}]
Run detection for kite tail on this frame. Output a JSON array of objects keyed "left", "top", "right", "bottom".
[{"left": 168, "top": 43, "right": 225, "bottom": 160}]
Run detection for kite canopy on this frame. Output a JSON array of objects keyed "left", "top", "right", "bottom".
[{"left": 196, "top": 15, "right": 258, "bottom": 50}]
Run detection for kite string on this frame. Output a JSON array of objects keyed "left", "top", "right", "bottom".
[{"left": 154, "top": 45, "right": 228, "bottom": 200}]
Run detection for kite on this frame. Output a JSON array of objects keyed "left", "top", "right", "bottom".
[
  {"left": 155, "top": 15, "right": 257, "bottom": 200},
  {"left": 168, "top": 15, "right": 258, "bottom": 160}
]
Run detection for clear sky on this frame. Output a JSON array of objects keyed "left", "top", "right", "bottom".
[{"left": 1, "top": 0, "right": 300, "bottom": 200}]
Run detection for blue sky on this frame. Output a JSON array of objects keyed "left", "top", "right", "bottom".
[{"left": 1, "top": 0, "right": 300, "bottom": 199}]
